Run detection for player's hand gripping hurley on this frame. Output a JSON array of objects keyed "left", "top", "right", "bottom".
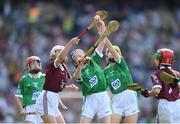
[
  {"left": 127, "top": 83, "right": 145, "bottom": 92},
  {"left": 127, "top": 83, "right": 150, "bottom": 97},
  {"left": 84, "top": 20, "right": 120, "bottom": 57},
  {"left": 77, "top": 10, "right": 108, "bottom": 39}
]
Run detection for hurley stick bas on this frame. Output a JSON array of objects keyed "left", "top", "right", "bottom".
[
  {"left": 159, "top": 71, "right": 179, "bottom": 84},
  {"left": 77, "top": 10, "right": 108, "bottom": 39},
  {"left": 127, "top": 83, "right": 145, "bottom": 93},
  {"left": 84, "top": 20, "right": 120, "bottom": 57}
]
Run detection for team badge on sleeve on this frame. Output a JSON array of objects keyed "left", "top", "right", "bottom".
[{"left": 151, "top": 74, "right": 160, "bottom": 84}]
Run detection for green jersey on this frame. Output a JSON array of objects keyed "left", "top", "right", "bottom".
[
  {"left": 76, "top": 51, "right": 107, "bottom": 96},
  {"left": 103, "top": 58, "right": 133, "bottom": 94},
  {"left": 15, "top": 72, "right": 45, "bottom": 107}
]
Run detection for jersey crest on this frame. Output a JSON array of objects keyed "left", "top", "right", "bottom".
[
  {"left": 89, "top": 75, "right": 98, "bottom": 88},
  {"left": 111, "top": 79, "right": 121, "bottom": 90}
]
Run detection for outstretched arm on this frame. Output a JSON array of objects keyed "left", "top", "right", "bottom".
[
  {"left": 141, "top": 87, "right": 161, "bottom": 98},
  {"left": 148, "top": 88, "right": 161, "bottom": 96},
  {"left": 55, "top": 37, "right": 80, "bottom": 65},
  {"left": 74, "top": 62, "right": 84, "bottom": 81},
  {"left": 94, "top": 15, "right": 106, "bottom": 54},
  {"left": 105, "top": 38, "right": 121, "bottom": 62}
]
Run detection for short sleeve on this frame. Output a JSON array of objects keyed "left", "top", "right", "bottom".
[
  {"left": 54, "top": 61, "right": 59, "bottom": 68},
  {"left": 115, "top": 57, "right": 122, "bottom": 64},
  {"left": 151, "top": 73, "right": 162, "bottom": 89},
  {"left": 92, "top": 50, "right": 103, "bottom": 65},
  {"left": 73, "top": 72, "right": 83, "bottom": 82},
  {"left": 15, "top": 78, "right": 23, "bottom": 98}
]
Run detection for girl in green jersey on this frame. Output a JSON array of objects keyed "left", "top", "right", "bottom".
[
  {"left": 71, "top": 16, "right": 112, "bottom": 123},
  {"left": 103, "top": 37, "right": 139, "bottom": 123},
  {"left": 15, "top": 56, "right": 45, "bottom": 123}
]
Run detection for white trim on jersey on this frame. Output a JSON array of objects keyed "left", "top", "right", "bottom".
[
  {"left": 152, "top": 85, "right": 162, "bottom": 89},
  {"left": 15, "top": 94, "right": 23, "bottom": 98},
  {"left": 95, "top": 49, "right": 103, "bottom": 58}
]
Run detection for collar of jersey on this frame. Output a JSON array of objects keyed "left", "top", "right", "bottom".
[
  {"left": 28, "top": 72, "right": 41, "bottom": 78},
  {"left": 160, "top": 66, "right": 172, "bottom": 69}
]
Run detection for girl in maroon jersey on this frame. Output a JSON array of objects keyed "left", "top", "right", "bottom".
[
  {"left": 141, "top": 48, "right": 180, "bottom": 123},
  {"left": 36, "top": 37, "right": 80, "bottom": 123}
]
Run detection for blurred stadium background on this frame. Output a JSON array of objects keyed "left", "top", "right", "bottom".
[{"left": 0, "top": 0, "right": 180, "bottom": 123}]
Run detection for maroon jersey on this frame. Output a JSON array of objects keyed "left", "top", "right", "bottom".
[
  {"left": 151, "top": 68, "right": 180, "bottom": 101},
  {"left": 43, "top": 62, "right": 71, "bottom": 93}
]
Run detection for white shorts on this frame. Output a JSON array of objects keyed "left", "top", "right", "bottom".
[
  {"left": 112, "top": 90, "right": 139, "bottom": 116},
  {"left": 157, "top": 99, "right": 180, "bottom": 123},
  {"left": 35, "top": 90, "right": 62, "bottom": 117},
  {"left": 81, "top": 91, "right": 112, "bottom": 119},
  {"left": 24, "top": 104, "right": 43, "bottom": 124}
]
